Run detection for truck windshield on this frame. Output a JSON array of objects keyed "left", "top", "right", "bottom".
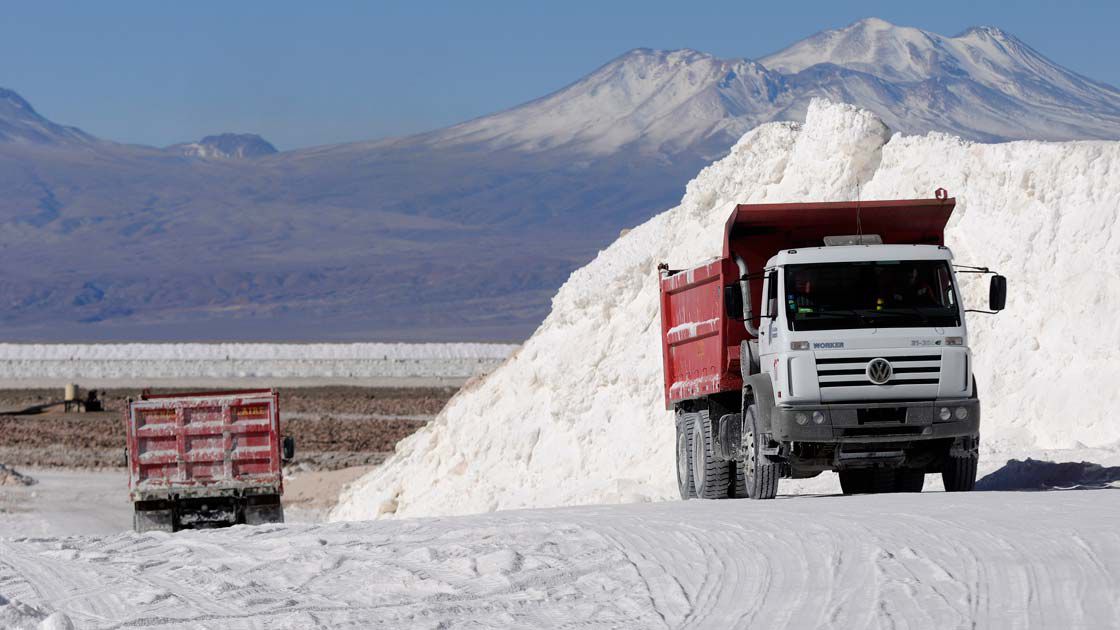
[{"left": 785, "top": 260, "right": 961, "bottom": 331}]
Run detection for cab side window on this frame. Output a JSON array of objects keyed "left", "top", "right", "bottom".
[{"left": 766, "top": 270, "right": 778, "bottom": 318}]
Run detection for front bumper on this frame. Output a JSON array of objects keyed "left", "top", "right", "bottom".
[{"left": 772, "top": 398, "right": 980, "bottom": 443}]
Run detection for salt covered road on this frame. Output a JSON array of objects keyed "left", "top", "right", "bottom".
[{"left": 0, "top": 490, "right": 1117, "bottom": 629}]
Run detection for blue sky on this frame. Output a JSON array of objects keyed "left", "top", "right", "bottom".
[{"left": 3, "top": 1, "right": 1117, "bottom": 149}]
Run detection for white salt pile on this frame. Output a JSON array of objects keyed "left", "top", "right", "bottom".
[
  {"left": 332, "top": 100, "right": 1120, "bottom": 521},
  {"left": 0, "top": 343, "right": 516, "bottom": 382}
]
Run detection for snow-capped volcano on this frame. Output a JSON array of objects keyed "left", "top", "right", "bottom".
[
  {"left": 424, "top": 17, "right": 1120, "bottom": 152},
  {"left": 757, "top": 17, "right": 1120, "bottom": 140},
  {"left": 171, "top": 133, "right": 278, "bottom": 159},
  {"left": 428, "top": 48, "right": 784, "bottom": 158},
  {"left": 764, "top": 18, "right": 1089, "bottom": 88}
]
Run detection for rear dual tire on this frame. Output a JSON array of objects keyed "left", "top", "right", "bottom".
[
  {"left": 691, "top": 410, "right": 732, "bottom": 499},
  {"left": 676, "top": 411, "right": 696, "bottom": 500},
  {"left": 675, "top": 396, "right": 779, "bottom": 501},
  {"left": 676, "top": 408, "right": 737, "bottom": 500}
]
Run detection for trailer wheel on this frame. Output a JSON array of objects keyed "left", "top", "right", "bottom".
[
  {"left": 942, "top": 456, "right": 978, "bottom": 492},
  {"left": 691, "top": 409, "right": 732, "bottom": 499},
  {"left": 675, "top": 409, "right": 695, "bottom": 500},
  {"left": 741, "top": 403, "right": 779, "bottom": 499}
]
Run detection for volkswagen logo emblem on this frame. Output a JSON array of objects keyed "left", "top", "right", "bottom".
[{"left": 866, "top": 358, "right": 893, "bottom": 385}]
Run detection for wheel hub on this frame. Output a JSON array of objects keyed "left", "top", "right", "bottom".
[
  {"left": 743, "top": 407, "right": 758, "bottom": 480},
  {"left": 744, "top": 430, "right": 757, "bottom": 477}
]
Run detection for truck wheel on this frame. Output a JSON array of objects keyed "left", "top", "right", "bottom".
[
  {"left": 838, "top": 470, "right": 868, "bottom": 495},
  {"left": 942, "top": 456, "right": 978, "bottom": 492},
  {"left": 691, "top": 409, "right": 732, "bottom": 499},
  {"left": 676, "top": 410, "right": 695, "bottom": 500},
  {"left": 731, "top": 461, "right": 748, "bottom": 498},
  {"left": 133, "top": 505, "right": 174, "bottom": 533},
  {"left": 839, "top": 470, "right": 867, "bottom": 495},
  {"left": 896, "top": 470, "right": 925, "bottom": 493},
  {"left": 244, "top": 495, "right": 285, "bottom": 525},
  {"left": 741, "top": 402, "right": 779, "bottom": 499}
]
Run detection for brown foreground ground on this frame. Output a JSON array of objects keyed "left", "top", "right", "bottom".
[{"left": 0, "top": 386, "right": 455, "bottom": 470}]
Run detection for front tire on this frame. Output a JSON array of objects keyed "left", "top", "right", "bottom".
[
  {"left": 942, "top": 456, "right": 978, "bottom": 492},
  {"left": 741, "top": 400, "right": 779, "bottom": 500}
]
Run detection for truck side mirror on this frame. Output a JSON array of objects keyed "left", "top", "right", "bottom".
[
  {"left": 724, "top": 284, "right": 745, "bottom": 320},
  {"left": 282, "top": 436, "right": 295, "bottom": 461},
  {"left": 989, "top": 275, "right": 1007, "bottom": 311}
]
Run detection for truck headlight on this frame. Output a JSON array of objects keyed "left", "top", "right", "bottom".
[
  {"left": 954, "top": 407, "right": 968, "bottom": 420},
  {"left": 812, "top": 411, "right": 825, "bottom": 425},
  {"left": 795, "top": 412, "right": 809, "bottom": 426},
  {"left": 790, "top": 341, "right": 809, "bottom": 351},
  {"left": 946, "top": 336, "right": 963, "bottom": 346},
  {"left": 939, "top": 407, "right": 952, "bottom": 421}
]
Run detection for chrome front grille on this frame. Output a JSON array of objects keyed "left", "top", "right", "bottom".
[{"left": 815, "top": 352, "right": 942, "bottom": 388}]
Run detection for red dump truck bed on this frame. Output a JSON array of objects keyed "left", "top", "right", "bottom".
[
  {"left": 126, "top": 389, "right": 283, "bottom": 501},
  {"left": 658, "top": 196, "right": 955, "bottom": 409}
]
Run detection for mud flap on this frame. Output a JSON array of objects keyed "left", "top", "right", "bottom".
[
  {"left": 743, "top": 373, "right": 776, "bottom": 434},
  {"left": 713, "top": 413, "right": 741, "bottom": 461}
]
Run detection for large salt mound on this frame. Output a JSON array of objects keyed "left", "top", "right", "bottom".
[{"left": 332, "top": 100, "right": 1120, "bottom": 520}]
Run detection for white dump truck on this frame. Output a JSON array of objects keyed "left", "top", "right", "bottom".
[{"left": 658, "top": 192, "right": 1006, "bottom": 499}]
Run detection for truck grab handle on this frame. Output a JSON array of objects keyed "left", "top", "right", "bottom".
[{"left": 733, "top": 255, "right": 758, "bottom": 336}]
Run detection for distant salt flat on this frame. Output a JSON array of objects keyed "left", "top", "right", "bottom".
[{"left": 0, "top": 343, "right": 518, "bottom": 388}]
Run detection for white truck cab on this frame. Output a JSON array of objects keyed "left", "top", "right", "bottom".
[
  {"left": 747, "top": 243, "right": 989, "bottom": 494},
  {"left": 758, "top": 244, "right": 972, "bottom": 404}
]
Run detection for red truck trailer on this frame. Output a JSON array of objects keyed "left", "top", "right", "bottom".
[
  {"left": 659, "top": 193, "right": 1005, "bottom": 500},
  {"left": 126, "top": 389, "right": 294, "bottom": 532}
]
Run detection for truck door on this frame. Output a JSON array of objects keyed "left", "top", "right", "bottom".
[{"left": 758, "top": 269, "right": 781, "bottom": 358}]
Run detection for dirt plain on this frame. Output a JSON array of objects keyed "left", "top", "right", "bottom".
[{"left": 0, "top": 386, "right": 456, "bottom": 471}]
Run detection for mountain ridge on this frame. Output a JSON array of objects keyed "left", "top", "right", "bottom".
[{"left": 1, "top": 17, "right": 1119, "bottom": 341}]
